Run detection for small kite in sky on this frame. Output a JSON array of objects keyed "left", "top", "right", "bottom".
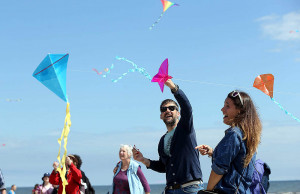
[
  {"left": 149, "top": 0, "right": 179, "bottom": 30},
  {"left": 253, "top": 74, "right": 300, "bottom": 123},
  {"left": 93, "top": 64, "right": 114, "bottom": 78},
  {"left": 5, "top": 98, "right": 22, "bottom": 102},
  {"left": 152, "top": 58, "right": 173, "bottom": 92},
  {"left": 33, "top": 53, "right": 71, "bottom": 194}
]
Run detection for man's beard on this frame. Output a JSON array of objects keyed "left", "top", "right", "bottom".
[{"left": 163, "top": 117, "right": 176, "bottom": 127}]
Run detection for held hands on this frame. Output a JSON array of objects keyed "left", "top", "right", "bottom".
[{"left": 195, "top": 145, "right": 213, "bottom": 157}]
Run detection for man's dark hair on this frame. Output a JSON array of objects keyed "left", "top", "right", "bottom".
[
  {"left": 160, "top": 99, "right": 179, "bottom": 111},
  {"left": 73, "top": 154, "right": 82, "bottom": 169}
]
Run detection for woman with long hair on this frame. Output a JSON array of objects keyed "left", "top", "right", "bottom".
[{"left": 196, "top": 90, "right": 262, "bottom": 193}]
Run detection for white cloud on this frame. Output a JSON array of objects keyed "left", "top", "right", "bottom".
[
  {"left": 267, "top": 48, "right": 282, "bottom": 53},
  {"left": 257, "top": 11, "right": 300, "bottom": 41},
  {"left": 256, "top": 14, "right": 279, "bottom": 22}
]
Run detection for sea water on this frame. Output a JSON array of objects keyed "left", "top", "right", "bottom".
[{"left": 7, "top": 180, "right": 300, "bottom": 194}]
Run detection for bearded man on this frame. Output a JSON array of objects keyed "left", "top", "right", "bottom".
[{"left": 133, "top": 79, "right": 204, "bottom": 194}]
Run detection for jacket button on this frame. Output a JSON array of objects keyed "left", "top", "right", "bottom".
[
  {"left": 171, "top": 164, "right": 173, "bottom": 166},
  {"left": 174, "top": 182, "right": 177, "bottom": 184},
  {"left": 172, "top": 173, "right": 175, "bottom": 176}
]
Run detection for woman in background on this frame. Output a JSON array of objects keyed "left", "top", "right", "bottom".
[
  {"left": 111, "top": 144, "right": 150, "bottom": 194},
  {"left": 38, "top": 173, "right": 54, "bottom": 194}
]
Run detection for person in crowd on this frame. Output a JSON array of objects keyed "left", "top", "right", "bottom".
[
  {"left": 0, "top": 169, "right": 6, "bottom": 194},
  {"left": 73, "top": 154, "right": 95, "bottom": 194},
  {"left": 38, "top": 173, "right": 54, "bottom": 194},
  {"left": 133, "top": 79, "right": 203, "bottom": 194},
  {"left": 8, "top": 185, "right": 16, "bottom": 194},
  {"left": 51, "top": 185, "right": 59, "bottom": 194},
  {"left": 32, "top": 184, "right": 39, "bottom": 194},
  {"left": 196, "top": 90, "right": 262, "bottom": 194},
  {"left": 112, "top": 144, "right": 150, "bottom": 194},
  {"left": 49, "top": 155, "right": 82, "bottom": 194}
]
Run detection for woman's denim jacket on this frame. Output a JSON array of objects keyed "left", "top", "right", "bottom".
[
  {"left": 111, "top": 159, "right": 144, "bottom": 194},
  {"left": 212, "top": 126, "right": 256, "bottom": 194}
]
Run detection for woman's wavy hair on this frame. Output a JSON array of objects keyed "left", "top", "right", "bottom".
[{"left": 228, "top": 90, "right": 262, "bottom": 167}]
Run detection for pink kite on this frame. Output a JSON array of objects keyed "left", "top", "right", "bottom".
[{"left": 151, "top": 58, "right": 173, "bottom": 92}]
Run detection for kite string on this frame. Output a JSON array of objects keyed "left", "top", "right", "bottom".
[
  {"left": 149, "top": 12, "right": 164, "bottom": 30},
  {"left": 271, "top": 98, "right": 300, "bottom": 123},
  {"left": 172, "top": 78, "right": 300, "bottom": 96},
  {"left": 56, "top": 102, "right": 72, "bottom": 194}
]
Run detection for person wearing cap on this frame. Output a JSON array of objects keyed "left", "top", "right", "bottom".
[
  {"left": 37, "top": 173, "right": 54, "bottom": 194},
  {"left": 49, "top": 155, "right": 82, "bottom": 194},
  {"left": 132, "top": 79, "right": 203, "bottom": 194},
  {"left": 0, "top": 169, "right": 6, "bottom": 194}
]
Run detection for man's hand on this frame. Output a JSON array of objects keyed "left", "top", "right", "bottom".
[
  {"left": 132, "top": 146, "right": 144, "bottom": 162},
  {"left": 165, "top": 79, "right": 176, "bottom": 90},
  {"left": 132, "top": 145, "right": 150, "bottom": 167}
]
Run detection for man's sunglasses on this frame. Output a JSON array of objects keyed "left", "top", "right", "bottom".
[
  {"left": 160, "top": 106, "right": 178, "bottom": 112},
  {"left": 231, "top": 90, "right": 243, "bottom": 106}
]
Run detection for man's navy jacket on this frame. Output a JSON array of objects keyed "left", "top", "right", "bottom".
[{"left": 148, "top": 88, "right": 203, "bottom": 186}]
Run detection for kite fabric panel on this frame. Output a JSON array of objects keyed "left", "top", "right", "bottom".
[
  {"left": 33, "top": 53, "right": 69, "bottom": 102},
  {"left": 152, "top": 58, "right": 173, "bottom": 92}
]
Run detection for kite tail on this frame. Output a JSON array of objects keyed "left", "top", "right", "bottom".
[
  {"left": 271, "top": 98, "right": 300, "bottom": 123},
  {"left": 56, "top": 102, "right": 72, "bottom": 194},
  {"left": 149, "top": 12, "right": 164, "bottom": 30},
  {"left": 112, "top": 56, "right": 152, "bottom": 82}
]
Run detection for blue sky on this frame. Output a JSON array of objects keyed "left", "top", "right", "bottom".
[{"left": 0, "top": 0, "right": 300, "bottom": 188}]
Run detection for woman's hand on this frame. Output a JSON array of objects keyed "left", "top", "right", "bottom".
[
  {"left": 195, "top": 145, "right": 213, "bottom": 157},
  {"left": 65, "top": 156, "right": 72, "bottom": 166}
]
